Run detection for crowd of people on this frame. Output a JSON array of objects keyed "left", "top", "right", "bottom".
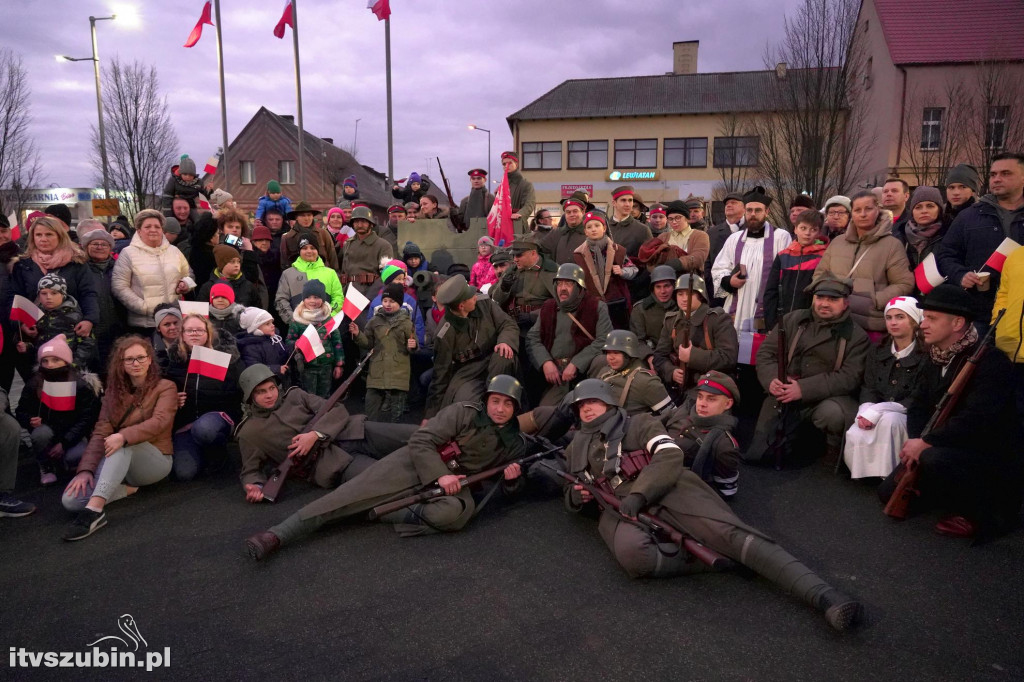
[{"left": 1, "top": 148, "right": 1023, "bottom": 632}]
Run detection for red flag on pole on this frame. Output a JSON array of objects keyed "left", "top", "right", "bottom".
[
  {"left": 184, "top": 1, "right": 214, "bottom": 48},
  {"left": 982, "top": 238, "right": 1021, "bottom": 272},
  {"left": 487, "top": 170, "right": 515, "bottom": 248},
  {"left": 367, "top": 0, "right": 392, "bottom": 20},
  {"left": 295, "top": 324, "right": 326, "bottom": 362},
  {"left": 273, "top": 1, "right": 294, "bottom": 38},
  {"left": 10, "top": 295, "right": 44, "bottom": 327},
  {"left": 342, "top": 284, "right": 371, "bottom": 321},
  {"left": 187, "top": 345, "right": 232, "bottom": 381},
  {"left": 42, "top": 381, "right": 77, "bottom": 412}
]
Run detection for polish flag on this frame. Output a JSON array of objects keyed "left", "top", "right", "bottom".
[
  {"left": 367, "top": 0, "right": 391, "bottom": 21},
  {"left": 203, "top": 155, "right": 220, "bottom": 176},
  {"left": 41, "top": 381, "right": 77, "bottom": 412},
  {"left": 914, "top": 253, "right": 945, "bottom": 294},
  {"left": 5, "top": 212, "right": 18, "bottom": 242},
  {"left": 486, "top": 170, "right": 514, "bottom": 247},
  {"left": 737, "top": 332, "right": 767, "bottom": 365},
  {"left": 323, "top": 309, "right": 348, "bottom": 335},
  {"left": 10, "top": 295, "right": 44, "bottom": 327},
  {"left": 982, "top": 238, "right": 1021, "bottom": 273},
  {"left": 273, "top": 2, "right": 294, "bottom": 38},
  {"left": 188, "top": 345, "right": 232, "bottom": 381},
  {"left": 184, "top": 1, "right": 214, "bottom": 48},
  {"left": 295, "top": 324, "right": 325, "bottom": 362},
  {"left": 342, "top": 284, "right": 370, "bottom": 320},
  {"left": 179, "top": 301, "right": 210, "bottom": 318}
]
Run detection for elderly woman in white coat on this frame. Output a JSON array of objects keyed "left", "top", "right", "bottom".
[{"left": 111, "top": 209, "right": 195, "bottom": 334}]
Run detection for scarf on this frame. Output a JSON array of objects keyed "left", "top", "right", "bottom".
[
  {"left": 576, "top": 407, "right": 630, "bottom": 478},
  {"left": 465, "top": 187, "right": 487, "bottom": 219},
  {"left": 904, "top": 221, "right": 943, "bottom": 254},
  {"left": 294, "top": 302, "right": 331, "bottom": 325},
  {"left": 32, "top": 246, "right": 75, "bottom": 273},
  {"left": 930, "top": 325, "right": 978, "bottom": 366},
  {"left": 557, "top": 287, "right": 585, "bottom": 312},
  {"left": 586, "top": 236, "right": 609, "bottom": 282}
]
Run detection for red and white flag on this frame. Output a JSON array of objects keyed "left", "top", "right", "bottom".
[
  {"left": 295, "top": 324, "right": 325, "bottom": 362},
  {"left": 342, "top": 284, "right": 370, "bottom": 320},
  {"left": 367, "top": 0, "right": 391, "bottom": 20},
  {"left": 323, "top": 309, "right": 347, "bottom": 335},
  {"left": 179, "top": 301, "right": 210, "bottom": 318},
  {"left": 914, "top": 253, "right": 945, "bottom": 294},
  {"left": 5, "top": 212, "right": 18, "bottom": 242},
  {"left": 486, "top": 170, "right": 514, "bottom": 248},
  {"left": 11, "top": 295, "right": 43, "bottom": 327},
  {"left": 273, "top": 1, "right": 294, "bottom": 38},
  {"left": 187, "top": 345, "right": 232, "bottom": 381},
  {"left": 982, "top": 238, "right": 1021, "bottom": 273},
  {"left": 41, "top": 381, "right": 77, "bottom": 411},
  {"left": 203, "top": 155, "right": 219, "bottom": 176},
  {"left": 184, "top": 1, "right": 214, "bottom": 48},
  {"left": 737, "top": 331, "right": 767, "bottom": 365}
]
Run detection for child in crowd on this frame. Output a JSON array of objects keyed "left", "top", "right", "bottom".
[
  {"left": 470, "top": 236, "right": 498, "bottom": 289},
  {"left": 14, "top": 336, "right": 102, "bottom": 485},
  {"left": 250, "top": 224, "right": 283, "bottom": 299},
  {"left": 199, "top": 244, "right": 259, "bottom": 307},
  {"left": 350, "top": 282, "right": 415, "bottom": 422},
  {"left": 208, "top": 280, "right": 246, "bottom": 338},
  {"left": 285, "top": 280, "right": 344, "bottom": 398},
  {"left": 391, "top": 171, "right": 430, "bottom": 204},
  {"left": 763, "top": 209, "right": 828, "bottom": 330},
  {"left": 237, "top": 307, "right": 289, "bottom": 380},
  {"left": 367, "top": 260, "right": 426, "bottom": 346},
  {"left": 16, "top": 273, "right": 96, "bottom": 370},
  {"left": 161, "top": 154, "right": 210, "bottom": 214},
  {"left": 256, "top": 180, "right": 293, "bottom": 222},
  {"left": 342, "top": 175, "right": 360, "bottom": 201},
  {"left": 402, "top": 241, "right": 429, "bottom": 275}
]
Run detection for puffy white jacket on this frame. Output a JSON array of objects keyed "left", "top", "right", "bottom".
[{"left": 112, "top": 233, "right": 192, "bottom": 328}]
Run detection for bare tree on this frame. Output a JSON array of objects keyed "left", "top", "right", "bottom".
[
  {"left": 899, "top": 80, "right": 973, "bottom": 188},
  {"left": 0, "top": 48, "right": 44, "bottom": 219},
  {"left": 749, "top": 0, "right": 875, "bottom": 227},
  {"left": 714, "top": 113, "right": 756, "bottom": 195},
  {"left": 91, "top": 58, "right": 178, "bottom": 216},
  {"left": 969, "top": 60, "right": 1024, "bottom": 189}
]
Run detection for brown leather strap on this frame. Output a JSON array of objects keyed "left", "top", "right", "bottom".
[
  {"left": 565, "top": 311, "right": 595, "bottom": 341},
  {"left": 617, "top": 369, "right": 639, "bottom": 407},
  {"left": 834, "top": 338, "right": 847, "bottom": 372},
  {"left": 786, "top": 322, "right": 848, "bottom": 374}
]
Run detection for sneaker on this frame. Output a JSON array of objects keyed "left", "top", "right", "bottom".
[
  {"left": 0, "top": 493, "right": 36, "bottom": 518},
  {"left": 40, "top": 466, "right": 58, "bottom": 486},
  {"left": 62, "top": 509, "right": 108, "bottom": 542}
]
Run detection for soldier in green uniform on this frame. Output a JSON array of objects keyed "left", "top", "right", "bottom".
[
  {"left": 558, "top": 379, "right": 861, "bottom": 631},
  {"left": 630, "top": 264, "right": 679, "bottom": 351},
  {"left": 590, "top": 330, "right": 673, "bottom": 416},
  {"left": 425, "top": 275, "right": 519, "bottom": 420},
  {"left": 491, "top": 232, "right": 557, "bottom": 332},
  {"left": 653, "top": 273, "right": 738, "bottom": 402},
  {"left": 339, "top": 206, "right": 394, "bottom": 296},
  {"left": 245, "top": 376, "right": 529, "bottom": 560},
  {"left": 541, "top": 191, "right": 591, "bottom": 265}
]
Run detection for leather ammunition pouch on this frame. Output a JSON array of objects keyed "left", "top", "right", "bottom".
[
  {"left": 454, "top": 345, "right": 484, "bottom": 365},
  {"left": 339, "top": 273, "right": 377, "bottom": 286},
  {"left": 601, "top": 449, "right": 651, "bottom": 489},
  {"left": 437, "top": 441, "right": 463, "bottom": 471}
]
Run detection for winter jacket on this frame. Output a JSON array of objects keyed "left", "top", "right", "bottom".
[
  {"left": 29, "top": 297, "right": 97, "bottom": 369},
  {"left": 859, "top": 339, "right": 927, "bottom": 406},
  {"left": 763, "top": 240, "right": 828, "bottom": 330},
  {"left": 935, "top": 195, "right": 1024, "bottom": 322},
  {"left": 161, "top": 172, "right": 211, "bottom": 213},
  {"left": 391, "top": 177, "right": 432, "bottom": 204},
  {"left": 198, "top": 269, "right": 259, "bottom": 308},
  {"left": 814, "top": 212, "right": 914, "bottom": 332},
  {"left": 285, "top": 303, "right": 344, "bottom": 368},
  {"left": 993, "top": 245, "right": 1024, "bottom": 362},
  {"left": 111, "top": 233, "right": 192, "bottom": 328},
  {"left": 10, "top": 257, "right": 100, "bottom": 326},
  {"left": 208, "top": 302, "right": 246, "bottom": 339},
  {"left": 470, "top": 253, "right": 497, "bottom": 289},
  {"left": 161, "top": 337, "right": 243, "bottom": 428},
  {"left": 236, "top": 331, "right": 289, "bottom": 374},
  {"left": 79, "top": 379, "right": 179, "bottom": 474},
  {"left": 255, "top": 194, "right": 294, "bottom": 222},
  {"left": 275, "top": 256, "right": 345, "bottom": 322},
  {"left": 16, "top": 372, "right": 103, "bottom": 449},
  {"left": 898, "top": 217, "right": 951, "bottom": 272},
  {"left": 85, "top": 258, "right": 126, "bottom": 362},
  {"left": 367, "top": 290, "right": 426, "bottom": 345},
  {"left": 354, "top": 308, "right": 414, "bottom": 390}
]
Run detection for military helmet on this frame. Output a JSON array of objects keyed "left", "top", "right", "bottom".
[
  {"left": 674, "top": 273, "right": 708, "bottom": 301},
  {"left": 486, "top": 374, "right": 523, "bottom": 408},
  {"left": 602, "top": 330, "right": 644, "bottom": 359},
  {"left": 350, "top": 205, "right": 376, "bottom": 226},
  {"left": 570, "top": 379, "right": 618, "bottom": 407},
  {"left": 240, "top": 364, "right": 278, "bottom": 403},
  {"left": 554, "top": 262, "right": 586, "bottom": 288},
  {"left": 650, "top": 265, "right": 677, "bottom": 285}
]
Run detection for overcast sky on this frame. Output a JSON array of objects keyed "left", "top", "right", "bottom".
[{"left": 15, "top": 0, "right": 802, "bottom": 197}]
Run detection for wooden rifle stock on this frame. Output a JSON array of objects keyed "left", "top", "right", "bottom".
[
  {"left": 538, "top": 462, "right": 734, "bottom": 570},
  {"left": 772, "top": 306, "right": 788, "bottom": 470},
  {"left": 883, "top": 309, "right": 1005, "bottom": 519},
  {"left": 678, "top": 277, "right": 694, "bottom": 390},
  {"left": 436, "top": 157, "right": 468, "bottom": 233},
  {"left": 261, "top": 349, "right": 376, "bottom": 503}
]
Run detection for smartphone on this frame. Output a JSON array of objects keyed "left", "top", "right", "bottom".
[
  {"left": 223, "top": 234, "right": 242, "bottom": 247},
  {"left": 738, "top": 264, "right": 748, "bottom": 279}
]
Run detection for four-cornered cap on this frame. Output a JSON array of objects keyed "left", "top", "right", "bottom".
[
  {"left": 350, "top": 206, "right": 376, "bottom": 226},
  {"left": 560, "top": 190, "right": 592, "bottom": 212},
  {"left": 468, "top": 168, "right": 487, "bottom": 177},
  {"left": 583, "top": 210, "right": 608, "bottom": 227},
  {"left": 611, "top": 185, "right": 635, "bottom": 200},
  {"left": 554, "top": 263, "right": 586, "bottom": 288},
  {"left": 674, "top": 273, "right": 708, "bottom": 301},
  {"left": 603, "top": 330, "right": 645, "bottom": 359},
  {"left": 664, "top": 200, "right": 690, "bottom": 217},
  {"left": 571, "top": 379, "right": 618, "bottom": 407},
  {"left": 742, "top": 185, "right": 773, "bottom": 208},
  {"left": 917, "top": 282, "right": 976, "bottom": 321},
  {"left": 501, "top": 151, "right": 519, "bottom": 163},
  {"left": 696, "top": 370, "right": 740, "bottom": 405},
  {"left": 286, "top": 201, "right": 321, "bottom": 220},
  {"left": 807, "top": 273, "right": 853, "bottom": 298},
  {"left": 650, "top": 264, "right": 677, "bottom": 285},
  {"left": 388, "top": 205, "right": 406, "bottom": 215},
  {"left": 511, "top": 232, "right": 542, "bottom": 253},
  {"left": 240, "top": 364, "right": 278, "bottom": 403},
  {"left": 436, "top": 274, "right": 477, "bottom": 307},
  {"left": 649, "top": 204, "right": 666, "bottom": 216},
  {"left": 486, "top": 374, "right": 523, "bottom": 408}
]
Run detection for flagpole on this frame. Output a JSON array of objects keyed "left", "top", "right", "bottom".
[
  {"left": 291, "top": 0, "right": 306, "bottom": 198},
  {"left": 385, "top": 16, "right": 394, "bottom": 185},
  {"left": 213, "top": 0, "right": 230, "bottom": 192}
]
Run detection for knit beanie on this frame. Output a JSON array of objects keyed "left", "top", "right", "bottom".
[
  {"left": 163, "top": 216, "right": 182, "bottom": 235},
  {"left": 211, "top": 188, "right": 233, "bottom": 207},
  {"left": 37, "top": 334, "right": 73, "bottom": 366},
  {"left": 908, "top": 186, "right": 944, "bottom": 219},
  {"left": 302, "top": 278, "right": 330, "bottom": 303},
  {"left": 297, "top": 233, "right": 316, "bottom": 251},
  {"left": 477, "top": 236, "right": 494, "bottom": 247},
  {"left": 213, "top": 244, "right": 240, "bottom": 271},
  {"left": 37, "top": 273, "right": 68, "bottom": 297},
  {"left": 44, "top": 204, "right": 73, "bottom": 227},
  {"left": 408, "top": 172, "right": 421, "bottom": 184},
  {"left": 267, "top": 180, "right": 282, "bottom": 194},
  {"left": 885, "top": 295, "right": 923, "bottom": 326},
  {"left": 240, "top": 307, "right": 274, "bottom": 335},
  {"left": 80, "top": 228, "right": 115, "bottom": 248},
  {"left": 944, "top": 164, "right": 981, "bottom": 195},
  {"left": 380, "top": 259, "right": 409, "bottom": 285},
  {"left": 326, "top": 207, "right": 344, "bottom": 221},
  {"left": 382, "top": 282, "right": 406, "bottom": 304},
  {"left": 344, "top": 175, "right": 358, "bottom": 188},
  {"left": 210, "top": 280, "right": 235, "bottom": 304},
  {"left": 178, "top": 155, "right": 197, "bottom": 176}
]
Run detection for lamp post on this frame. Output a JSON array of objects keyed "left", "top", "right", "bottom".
[
  {"left": 467, "top": 125, "right": 491, "bottom": 183},
  {"left": 353, "top": 118, "right": 361, "bottom": 158}
]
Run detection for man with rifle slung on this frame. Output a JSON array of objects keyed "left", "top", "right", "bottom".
[
  {"left": 555, "top": 378, "right": 862, "bottom": 631},
  {"left": 879, "top": 284, "right": 1018, "bottom": 539},
  {"left": 244, "top": 375, "right": 530, "bottom": 560}
]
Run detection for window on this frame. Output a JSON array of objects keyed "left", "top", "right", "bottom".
[
  {"left": 614, "top": 139, "right": 657, "bottom": 168},
  {"left": 664, "top": 138, "right": 708, "bottom": 168},
  {"left": 239, "top": 160, "right": 256, "bottom": 185},
  {"left": 920, "top": 108, "right": 944, "bottom": 150},
  {"left": 522, "top": 142, "right": 561, "bottom": 170},
  {"left": 986, "top": 106, "right": 1009, "bottom": 150},
  {"left": 278, "top": 160, "right": 296, "bottom": 184},
  {"left": 568, "top": 140, "right": 608, "bottom": 169},
  {"left": 713, "top": 136, "right": 759, "bottom": 168}
]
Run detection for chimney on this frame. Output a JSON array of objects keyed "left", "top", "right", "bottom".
[
  {"left": 281, "top": 114, "right": 295, "bottom": 123},
  {"left": 321, "top": 137, "right": 334, "bottom": 144},
  {"left": 775, "top": 62, "right": 788, "bottom": 79},
  {"left": 672, "top": 40, "right": 698, "bottom": 75}
]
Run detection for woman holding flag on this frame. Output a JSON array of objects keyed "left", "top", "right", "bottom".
[
  {"left": 61, "top": 336, "right": 177, "bottom": 542},
  {"left": 160, "top": 313, "right": 243, "bottom": 481}
]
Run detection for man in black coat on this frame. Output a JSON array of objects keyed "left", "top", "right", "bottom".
[{"left": 705, "top": 192, "right": 745, "bottom": 305}]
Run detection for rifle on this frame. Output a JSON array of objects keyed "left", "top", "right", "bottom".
[
  {"left": 884, "top": 309, "right": 1005, "bottom": 519},
  {"left": 368, "top": 436, "right": 563, "bottom": 519},
  {"left": 770, "top": 300, "right": 789, "bottom": 470},
  {"left": 261, "top": 349, "right": 376, "bottom": 503},
  {"left": 436, "top": 157, "right": 468, "bottom": 233},
  {"left": 538, "top": 461, "right": 734, "bottom": 570}
]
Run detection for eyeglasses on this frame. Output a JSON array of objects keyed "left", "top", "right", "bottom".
[
  {"left": 183, "top": 329, "right": 206, "bottom": 336},
  {"left": 123, "top": 355, "right": 150, "bottom": 365},
  {"left": 826, "top": 210, "right": 849, "bottom": 217},
  {"left": 667, "top": 215, "right": 687, "bottom": 221}
]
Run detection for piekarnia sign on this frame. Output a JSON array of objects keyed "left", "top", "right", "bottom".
[{"left": 608, "top": 170, "right": 659, "bottom": 181}]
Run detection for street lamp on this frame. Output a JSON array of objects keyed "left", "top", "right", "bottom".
[
  {"left": 353, "top": 118, "right": 362, "bottom": 158},
  {"left": 467, "top": 125, "right": 491, "bottom": 183}
]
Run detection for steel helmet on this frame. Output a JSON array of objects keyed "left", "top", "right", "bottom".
[
  {"left": 350, "top": 206, "right": 377, "bottom": 226},
  {"left": 486, "top": 374, "right": 524, "bottom": 408},
  {"left": 239, "top": 364, "right": 278, "bottom": 403},
  {"left": 650, "top": 265, "right": 677, "bottom": 285},
  {"left": 602, "top": 330, "right": 645, "bottom": 359},
  {"left": 554, "top": 263, "right": 586, "bottom": 289},
  {"left": 674, "top": 273, "right": 708, "bottom": 301},
  {"left": 570, "top": 379, "right": 618, "bottom": 407}
]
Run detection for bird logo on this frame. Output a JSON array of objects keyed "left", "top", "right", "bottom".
[{"left": 86, "top": 614, "right": 148, "bottom": 652}]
